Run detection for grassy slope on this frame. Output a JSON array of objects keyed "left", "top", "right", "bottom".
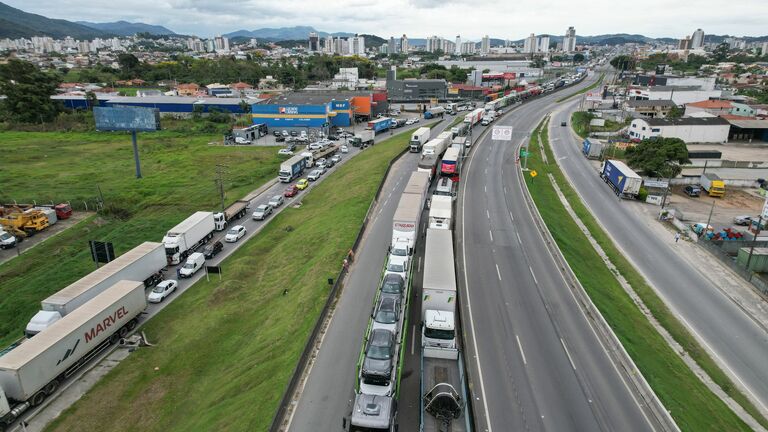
[
  {"left": 555, "top": 72, "right": 605, "bottom": 103},
  {"left": 524, "top": 121, "right": 753, "bottom": 431},
  {"left": 45, "top": 132, "right": 413, "bottom": 432},
  {"left": 571, "top": 111, "right": 627, "bottom": 140},
  {"left": 0, "top": 130, "right": 281, "bottom": 347}
]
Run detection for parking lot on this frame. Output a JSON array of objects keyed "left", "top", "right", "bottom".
[
  {"left": 0, "top": 211, "right": 90, "bottom": 265},
  {"left": 668, "top": 185, "right": 766, "bottom": 231}
]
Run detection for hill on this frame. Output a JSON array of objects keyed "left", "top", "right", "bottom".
[
  {"left": 77, "top": 20, "right": 176, "bottom": 36},
  {"left": 223, "top": 26, "right": 354, "bottom": 41},
  {"left": 0, "top": 1, "right": 107, "bottom": 39}
]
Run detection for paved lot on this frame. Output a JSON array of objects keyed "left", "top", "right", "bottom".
[{"left": 0, "top": 211, "right": 90, "bottom": 265}]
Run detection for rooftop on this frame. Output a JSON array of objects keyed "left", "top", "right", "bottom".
[
  {"left": 686, "top": 100, "right": 733, "bottom": 109},
  {"left": 625, "top": 99, "right": 676, "bottom": 108},
  {"left": 727, "top": 118, "right": 768, "bottom": 129},
  {"left": 641, "top": 117, "right": 731, "bottom": 127},
  {"left": 649, "top": 85, "right": 702, "bottom": 92},
  {"left": 265, "top": 91, "right": 375, "bottom": 105}
]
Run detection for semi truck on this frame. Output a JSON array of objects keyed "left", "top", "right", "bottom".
[
  {"left": 452, "top": 136, "right": 467, "bottom": 149},
  {"left": 279, "top": 154, "right": 307, "bottom": 183},
  {"left": 421, "top": 134, "right": 451, "bottom": 157},
  {"left": 403, "top": 171, "right": 430, "bottom": 206},
  {"left": 367, "top": 118, "right": 393, "bottom": 134},
  {"left": 428, "top": 195, "right": 452, "bottom": 230},
  {"left": 463, "top": 108, "right": 485, "bottom": 128},
  {"left": 701, "top": 173, "right": 726, "bottom": 197},
  {"left": 582, "top": 138, "right": 604, "bottom": 159},
  {"left": 392, "top": 194, "right": 423, "bottom": 253},
  {"left": 451, "top": 122, "right": 468, "bottom": 138},
  {"left": 213, "top": 200, "right": 250, "bottom": 231},
  {"left": 417, "top": 154, "right": 439, "bottom": 180},
  {"left": 350, "top": 130, "right": 375, "bottom": 148},
  {"left": 0, "top": 281, "right": 147, "bottom": 429},
  {"left": 600, "top": 160, "right": 642, "bottom": 199},
  {"left": 422, "top": 228, "right": 457, "bottom": 359},
  {"left": 25, "top": 242, "right": 165, "bottom": 337},
  {"left": 409, "top": 127, "right": 431, "bottom": 153},
  {"left": 163, "top": 211, "right": 216, "bottom": 265},
  {"left": 440, "top": 147, "right": 461, "bottom": 177},
  {"left": 423, "top": 106, "right": 445, "bottom": 119}
]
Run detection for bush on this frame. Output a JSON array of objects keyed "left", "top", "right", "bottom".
[{"left": 637, "top": 186, "right": 648, "bottom": 202}]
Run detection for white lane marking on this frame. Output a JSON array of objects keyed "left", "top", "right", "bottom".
[
  {"left": 487, "top": 209, "right": 490, "bottom": 219},
  {"left": 418, "top": 256, "right": 422, "bottom": 273},
  {"left": 504, "top": 187, "right": 508, "bottom": 194},
  {"left": 516, "top": 335, "right": 527, "bottom": 365},
  {"left": 461, "top": 137, "right": 494, "bottom": 432},
  {"left": 496, "top": 264, "right": 502, "bottom": 281},
  {"left": 529, "top": 266, "right": 538, "bottom": 285},
  {"left": 489, "top": 230, "right": 494, "bottom": 242},
  {"left": 516, "top": 231, "right": 522, "bottom": 245},
  {"left": 411, "top": 324, "right": 416, "bottom": 355},
  {"left": 509, "top": 211, "right": 514, "bottom": 222},
  {"left": 561, "top": 338, "right": 577, "bottom": 370},
  {"left": 484, "top": 185, "right": 487, "bottom": 193}
]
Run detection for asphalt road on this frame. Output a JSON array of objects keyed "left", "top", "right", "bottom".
[
  {"left": 458, "top": 74, "right": 656, "bottom": 431},
  {"left": 10, "top": 122, "right": 426, "bottom": 432},
  {"left": 287, "top": 118, "right": 452, "bottom": 432},
  {"left": 549, "top": 99, "right": 768, "bottom": 413}
]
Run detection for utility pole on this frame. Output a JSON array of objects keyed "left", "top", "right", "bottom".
[
  {"left": 705, "top": 200, "right": 715, "bottom": 233},
  {"left": 215, "top": 164, "right": 229, "bottom": 213},
  {"left": 746, "top": 215, "right": 764, "bottom": 272}
]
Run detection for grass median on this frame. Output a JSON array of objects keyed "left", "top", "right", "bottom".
[
  {"left": 0, "top": 130, "right": 281, "bottom": 348},
  {"left": 555, "top": 72, "right": 605, "bottom": 103},
  {"left": 45, "top": 131, "right": 415, "bottom": 432},
  {"left": 523, "top": 120, "right": 758, "bottom": 431}
]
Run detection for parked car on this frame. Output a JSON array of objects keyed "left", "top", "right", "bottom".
[
  {"left": 307, "top": 170, "right": 322, "bottom": 181},
  {"left": 340, "top": 145, "right": 349, "bottom": 154},
  {"left": 284, "top": 185, "right": 300, "bottom": 197},
  {"left": 561, "top": 121, "right": 567, "bottom": 127},
  {"left": 203, "top": 240, "right": 223, "bottom": 259},
  {"left": 290, "top": 130, "right": 298, "bottom": 136},
  {"left": 734, "top": 215, "right": 753, "bottom": 226},
  {"left": 296, "top": 179, "right": 310, "bottom": 190},
  {"left": 225, "top": 225, "right": 247, "bottom": 242},
  {"left": 405, "top": 118, "right": 418, "bottom": 125},
  {"left": 684, "top": 185, "right": 701, "bottom": 197},
  {"left": 252, "top": 204, "right": 273, "bottom": 220},
  {"left": 281, "top": 130, "right": 289, "bottom": 137},
  {"left": 268, "top": 195, "right": 284, "bottom": 208},
  {"left": 275, "top": 135, "right": 286, "bottom": 142},
  {"left": 331, "top": 154, "right": 342, "bottom": 164},
  {"left": 273, "top": 130, "right": 281, "bottom": 137},
  {"left": 278, "top": 148, "right": 293, "bottom": 156},
  {"left": 147, "top": 279, "right": 178, "bottom": 303}
]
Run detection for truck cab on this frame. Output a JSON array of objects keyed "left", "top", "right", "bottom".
[
  {"left": 422, "top": 310, "right": 456, "bottom": 350},
  {"left": 25, "top": 310, "right": 62, "bottom": 337}
]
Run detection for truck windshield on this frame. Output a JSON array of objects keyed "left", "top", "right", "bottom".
[
  {"left": 165, "top": 247, "right": 178, "bottom": 255},
  {"left": 425, "top": 327, "right": 455, "bottom": 340}
]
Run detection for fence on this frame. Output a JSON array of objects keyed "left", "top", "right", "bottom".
[{"left": 697, "top": 238, "right": 768, "bottom": 296}]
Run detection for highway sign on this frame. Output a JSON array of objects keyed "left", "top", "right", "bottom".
[
  {"left": 530, "top": 170, "right": 538, "bottom": 178},
  {"left": 519, "top": 150, "right": 530, "bottom": 157},
  {"left": 492, "top": 126, "right": 514, "bottom": 141}
]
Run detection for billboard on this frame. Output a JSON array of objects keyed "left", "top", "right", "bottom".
[{"left": 93, "top": 106, "right": 160, "bottom": 132}]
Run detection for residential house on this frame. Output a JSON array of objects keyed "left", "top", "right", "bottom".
[
  {"left": 623, "top": 99, "right": 676, "bottom": 118},
  {"left": 176, "top": 83, "right": 201, "bottom": 96},
  {"left": 684, "top": 100, "right": 733, "bottom": 117}
]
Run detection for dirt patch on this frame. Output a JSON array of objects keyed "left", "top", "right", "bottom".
[{"left": 668, "top": 186, "right": 765, "bottom": 229}]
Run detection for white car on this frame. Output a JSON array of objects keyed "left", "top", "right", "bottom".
[
  {"left": 225, "top": 225, "right": 246, "bottom": 242},
  {"left": 384, "top": 255, "right": 409, "bottom": 283},
  {"left": 268, "top": 195, "right": 284, "bottom": 208},
  {"left": 147, "top": 279, "right": 178, "bottom": 303},
  {"left": 308, "top": 142, "right": 322, "bottom": 151},
  {"left": 734, "top": 215, "right": 753, "bottom": 226},
  {"left": 340, "top": 145, "right": 349, "bottom": 153},
  {"left": 307, "top": 169, "right": 322, "bottom": 181},
  {"left": 331, "top": 154, "right": 342, "bottom": 164},
  {"left": 405, "top": 118, "right": 418, "bottom": 125},
  {"left": 278, "top": 148, "right": 293, "bottom": 156}
]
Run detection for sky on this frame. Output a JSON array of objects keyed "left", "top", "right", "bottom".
[{"left": 6, "top": 0, "right": 768, "bottom": 40}]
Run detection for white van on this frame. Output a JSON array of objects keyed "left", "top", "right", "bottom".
[{"left": 179, "top": 252, "right": 205, "bottom": 278}]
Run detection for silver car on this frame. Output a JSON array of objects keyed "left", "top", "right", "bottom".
[{"left": 268, "top": 195, "right": 284, "bottom": 208}]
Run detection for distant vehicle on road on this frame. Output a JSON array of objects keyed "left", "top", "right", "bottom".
[
  {"left": 268, "top": 195, "right": 284, "bottom": 208},
  {"left": 331, "top": 154, "right": 342, "bottom": 164},
  {"left": 225, "top": 225, "right": 246, "bottom": 242},
  {"left": 684, "top": 185, "right": 701, "bottom": 197},
  {"left": 284, "top": 185, "right": 299, "bottom": 197},
  {"left": 179, "top": 252, "right": 205, "bottom": 278},
  {"left": 561, "top": 121, "right": 567, "bottom": 126},
  {"left": 340, "top": 145, "right": 349, "bottom": 153},
  {"left": 307, "top": 170, "right": 322, "bottom": 181},
  {"left": 252, "top": 204, "right": 273, "bottom": 221},
  {"left": 296, "top": 179, "right": 309, "bottom": 190},
  {"left": 147, "top": 279, "right": 178, "bottom": 303}
]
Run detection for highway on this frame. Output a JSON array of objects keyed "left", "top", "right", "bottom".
[
  {"left": 549, "top": 99, "right": 768, "bottom": 413},
  {"left": 8, "top": 123, "right": 425, "bottom": 432},
  {"left": 287, "top": 118, "right": 451, "bottom": 431},
  {"left": 458, "top": 74, "right": 657, "bottom": 431}
]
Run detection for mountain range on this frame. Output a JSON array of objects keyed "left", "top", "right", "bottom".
[{"left": 76, "top": 20, "right": 176, "bottom": 36}]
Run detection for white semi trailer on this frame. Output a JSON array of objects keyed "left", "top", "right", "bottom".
[
  {"left": 0, "top": 281, "right": 147, "bottom": 430},
  {"left": 26, "top": 242, "right": 165, "bottom": 336},
  {"left": 163, "top": 211, "right": 216, "bottom": 265}
]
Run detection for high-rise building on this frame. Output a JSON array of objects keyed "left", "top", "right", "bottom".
[
  {"left": 563, "top": 26, "right": 576, "bottom": 53},
  {"left": 213, "top": 35, "right": 230, "bottom": 52},
  {"left": 460, "top": 41, "right": 475, "bottom": 55},
  {"left": 427, "top": 36, "right": 442, "bottom": 53},
  {"left": 455, "top": 35, "right": 461, "bottom": 55},
  {"left": 523, "top": 33, "right": 536, "bottom": 53},
  {"left": 380, "top": 43, "right": 388, "bottom": 54},
  {"left": 762, "top": 41, "right": 768, "bottom": 56},
  {"left": 691, "top": 28, "right": 705, "bottom": 49},
  {"left": 441, "top": 39, "right": 455, "bottom": 54},
  {"left": 678, "top": 36, "right": 692, "bottom": 50},
  {"left": 350, "top": 35, "right": 365, "bottom": 55},
  {"left": 481, "top": 35, "right": 490, "bottom": 54},
  {"left": 538, "top": 35, "right": 550, "bottom": 53},
  {"left": 388, "top": 37, "right": 398, "bottom": 54},
  {"left": 400, "top": 34, "right": 409, "bottom": 54},
  {"left": 308, "top": 32, "right": 320, "bottom": 52},
  {"left": 325, "top": 35, "right": 334, "bottom": 53}
]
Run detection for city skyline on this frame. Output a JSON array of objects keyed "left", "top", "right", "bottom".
[{"left": 3, "top": 0, "right": 767, "bottom": 40}]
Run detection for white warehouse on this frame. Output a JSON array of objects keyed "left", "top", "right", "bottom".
[{"left": 628, "top": 117, "right": 730, "bottom": 143}]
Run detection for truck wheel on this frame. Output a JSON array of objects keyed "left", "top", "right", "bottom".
[
  {"left": 127, "top": 319, "right": 138, "bottom": 331},
  {"left": 109, "top": 333, "right": 121, "bottom": 344},
  {"left": 44, "top": 379, "right": 59, "bottom": 395},
  {"left": 119, "top": 326, "right": 129, "bottom": 337},
  {"left": 31, "top": 390, "right": 46, "bottom": 406}
]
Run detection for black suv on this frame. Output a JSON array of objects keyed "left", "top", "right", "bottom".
[
  {"left": 684, "top": 185, "right": 701, "bottom": 197},
  {"left": 203, "top": 240, "right": 223, "bottom": 259},
  {"left": 361, "top": 328, "right": 395, "bottom": 386}
]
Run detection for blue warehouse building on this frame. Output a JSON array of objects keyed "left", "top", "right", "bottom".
[{"left": 252, "top": 92, "right": 368, "bottom": 132}]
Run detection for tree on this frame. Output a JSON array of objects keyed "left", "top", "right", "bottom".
[
  {"left": 85, "top": 91, "right": 99, "bottom": 111},
  {"left": 117, "top": 53, "right": 141, "bottom": 78},
  {"left": 712, "top": 43, "right": 730, "bottom": 62},
  {"left": 667, "top": 105, "right": 683, "bottom": 118},
  {"left": 610, "top": 55, "right": 635, "bottom": 71},
  {"left": 0, "top": 59, "right": 61, "bottom": 123},
  {"left": 626, "top": 137, "right": 690, "bottom": 178},
  {"left": 573, "top": 53, "right": 585, "bottom": 63}
]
